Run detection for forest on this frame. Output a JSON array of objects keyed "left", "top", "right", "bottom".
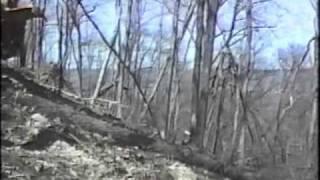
[{"left": 1, "top": 0, "right": 318, "bottom": 179}]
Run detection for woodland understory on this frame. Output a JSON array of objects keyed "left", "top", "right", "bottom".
[{"left": 1, "top": 0, "right": 319, "bottom": 180}]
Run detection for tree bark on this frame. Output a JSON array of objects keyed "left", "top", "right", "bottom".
[
  {"left": 237, "top": 0, "right": 254, "bottom": 166},
  {"left": 165, "top": 0, "right": 180, "bottom": 141},
  {"left": 138, "top": 57, "right": 170, "bottom": 120},
  {"left": 91, "top": 30, "right": 119, "bottom": 104},
  {"left": 77, "top": 0, "right": 153, "bottom": 118},
  {"left": 190, "top": 0, "right": 204, "bottom": 148},
  {"left": 307, "top": 7, "right": 318, "bottom": 171}
]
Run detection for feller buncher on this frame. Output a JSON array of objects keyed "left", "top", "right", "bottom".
[{"left": 1, "top": 0, "right": 45, "bottom": 67}]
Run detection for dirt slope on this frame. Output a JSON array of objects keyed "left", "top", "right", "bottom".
[{"left": 1, "top": 67, "right": 228, "bottom": 179}]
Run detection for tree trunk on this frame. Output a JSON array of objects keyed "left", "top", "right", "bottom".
[
  {"left": 91, "top": 31, "right": 118, "bottom": 103},
  {"left": 116, "top": 62, "right": 124, "bottom": 119},
  {"left": 138, "top": 57, "right": 170, "bottom": 120},
  {"left": 190, "top": 0, "right": 204, "bottom": 148},
  {"left": 36, "top": 0, "right": 46, "bottom": 80},
  {"left": 56, "top": 0, "right": 64, "bottom": 92},
  {"left": 229, "top": 79, "right": 242, "bottom": 163},
  {"left": 76, "top": 26, "right": 83, "bottom": 97},
  {"left": 211, "top": 78, "right": 226, "bottom": 154},
  {"left": 165, "top": 0, "right": 180, "bottom": 141},
  {"left": 198, "top": 0, "right": 219, "bottom": 149},
  {"left": 307, "top": 9, "right": 318, "bottom": 170},
  {"left": 24, "top": 18, "right": 36, "bottom": 69},
  {"left": 237, "top": 0, "right": 254, "bottom": 165}
]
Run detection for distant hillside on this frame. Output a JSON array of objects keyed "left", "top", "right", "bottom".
[{"left": 65, "top": 67, "right": 314, "bottom": 98}]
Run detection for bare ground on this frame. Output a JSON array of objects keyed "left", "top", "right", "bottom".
[{"left": 1, "top": 66, "right": 227, "bottom": 180}]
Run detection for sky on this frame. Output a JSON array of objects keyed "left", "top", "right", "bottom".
[
  {"left": 262, "top": 0, "right": 315, "bottom": 63},
  {"left": 44, "top": 0, "right": 316, "bottom": 68}
]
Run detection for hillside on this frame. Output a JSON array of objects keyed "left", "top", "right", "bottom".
[
  {"left": 1, "top": 0, "right": 317, "bottom": 179},
  {"left": 1, "top": 66, "right": 230, "bottom": 180},
  {"left": 2, "top": 66, "right": 315, "bottom": 180}
]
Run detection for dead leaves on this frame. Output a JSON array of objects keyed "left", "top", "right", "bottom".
[{"left": 1, "top": 72, "right": 217, "bottom": 180}]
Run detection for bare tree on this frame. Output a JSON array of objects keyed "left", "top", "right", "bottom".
[
  {"left": 56, "top": 0, "right": 64, "bottom": 92},
  {"left": 115, "top": 0, "right": 125, "bottom": 118},
  {"left": 69, "top": 1, "right": 84, "bottom": 97},
  {"left": 205, "top": 0, "right": 241, "bottom": 155},
  {"left": 36, "top": 0, "right": 47, "bottom": 79},
  {"left": 190, "top": 0, "right": 205, "bottom": 148},
  {"left": 165, "top": 0, "right": 180, "bottom": 142},
  {"left": 77, "top": 0, "right": 153, "bottom": 119},
  {"left": 307, "top": 0, "right": 318, "bottom": 175},
  {"left": 237, "top": 0, "right": 254, "bottom": 165},
  {"left": 272, "top": 39, "right": 315, "bottom": 164},
  {"left": 91, "top": 29, "right": 119, "bottom": 104}
]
